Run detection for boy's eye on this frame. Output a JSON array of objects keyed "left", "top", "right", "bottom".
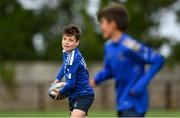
[{"left": 69, "top": 39, "right": 74, "bottom": 42}]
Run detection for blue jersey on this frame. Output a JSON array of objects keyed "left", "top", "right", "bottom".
[
  {"left": 94, "top": 33, "right": 165, "bottom": 113},
  {"left": 56, "top": 48, "right": 94, "bottom": 100}
]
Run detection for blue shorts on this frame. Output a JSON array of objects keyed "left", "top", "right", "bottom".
[
  {"left": 69, "top": 94, "right": 94, "bottom": 115},
  {"left": 117, "top": 108, "right": 146, "bottom": 117}
]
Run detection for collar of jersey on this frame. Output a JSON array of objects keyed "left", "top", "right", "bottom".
[
  {"left": 111, "top": 33, "right": 126, "bottom": 45},
  {"left": 62, "top": 48, "right": 77, "bottom": 54}
]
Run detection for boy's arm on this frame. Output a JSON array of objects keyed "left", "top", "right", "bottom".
[
  {"left": 59, "top": 58, "right": 80, "bottom": 96},
  {"left": 56, "top": 63, "right": 65, "bottom": 81},
  {"left": 94, "top": 46, "right": 113, "bottom": 85},
  {"left": 123, "top": 39, "right": 165, "bottom": 95}
]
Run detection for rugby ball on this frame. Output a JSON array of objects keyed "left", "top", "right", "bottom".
[{"left": 48, "top": 82, "right": 67, "bottom": 100}]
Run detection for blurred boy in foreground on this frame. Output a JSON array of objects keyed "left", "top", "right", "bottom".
[{"left": 90, "top": 3, "right": 165, "bottom": 117}]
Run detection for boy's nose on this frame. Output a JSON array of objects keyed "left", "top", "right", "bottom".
[
  {"left": 64, "top": 41, "right": 68, "bottom": 44},
  {"left": 64, "top": 43, "right": 69, "bottom": 46}
]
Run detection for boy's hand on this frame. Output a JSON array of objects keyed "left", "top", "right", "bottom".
[
  {"left": 89, "top": 78, "right": 97, "bottom": 88},
  {"left": 51, "top": 79, "right": 60, "bottom": 86},
  {"left": 53, "top": 88, "right": 67, "bottom": 100}
]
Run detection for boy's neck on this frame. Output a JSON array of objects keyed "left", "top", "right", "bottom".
[
  {"left": 63, "top": 47, "right": 77, "bottom": 53},
  {"left": 111, "top": 30, "right": 123, "bottom": 42}
]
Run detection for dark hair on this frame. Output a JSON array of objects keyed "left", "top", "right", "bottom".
[
  {"left": 62, "top": 24, "right": 81, "bottom": 40},
  {"left": 97, "top": 3, "right": 128, "bottom": 31}
]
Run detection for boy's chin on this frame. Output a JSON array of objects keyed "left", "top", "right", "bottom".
[
  {"left": 63, "top": 48, "right": 74, "bottom": 52},
  {"left": 103, "top": 34, "right": 111, "bottom": 39}
]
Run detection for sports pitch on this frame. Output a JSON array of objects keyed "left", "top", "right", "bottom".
[{"left": 0, "top": 110, "right": 180, "bottom": 117}]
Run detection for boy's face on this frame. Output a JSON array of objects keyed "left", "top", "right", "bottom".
[
  {"left": 99, "top": 18, "right": 117, "bottom": 39},
  {"left": 62, "top": 34, "right": 79, "bottom": 52}
]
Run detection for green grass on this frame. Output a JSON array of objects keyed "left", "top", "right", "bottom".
[{"left": 0, "top": 110, "right": 180, "bottom": 117}]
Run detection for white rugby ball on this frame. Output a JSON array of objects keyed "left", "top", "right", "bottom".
[{"left": 48, "top": 82, "right": 67, "bottom": 100}]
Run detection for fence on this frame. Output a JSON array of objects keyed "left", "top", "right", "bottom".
[{"left": 0, "top": 62, "right": 179, "bottom": 111}]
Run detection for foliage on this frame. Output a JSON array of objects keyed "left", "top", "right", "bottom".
[
  {"left": 0, "top": 0, "right": 179, "bottom": 61},
  {"left": 0, "top": 62, "right": 17, "bottom": 99}
]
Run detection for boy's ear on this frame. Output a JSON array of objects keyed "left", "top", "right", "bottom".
[
  {"left": 76, "top": 40, "right": 80, "bottom": 46},
  {"left": 110, "top": 20, "right": 117, "bottom": 29}
]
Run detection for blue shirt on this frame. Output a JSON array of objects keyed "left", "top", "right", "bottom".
[
  {"left": 56, "top": 48, "right": 94, "bottom": 100},
  {"left": 94, "top": 33, "right": 165, "bottom": 113}
]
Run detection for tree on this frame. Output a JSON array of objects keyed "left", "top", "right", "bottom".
[{"left": 0, "top": 0, "right": 179, "bottom": 62}]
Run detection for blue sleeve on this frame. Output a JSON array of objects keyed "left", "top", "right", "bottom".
[
  {"left": 56, "top": 63, "right": 65, "bottom": 81},
  {"left": 59, "top": 57, "right": 80, "bottom": 95},
  {"left": 94, "top": 46, "right": 113, "bottom": 85},
  {"left": 125, "top": 41, "right": 165, "bottom": 95}
]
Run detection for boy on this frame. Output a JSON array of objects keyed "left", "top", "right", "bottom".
[
  {"left": 52, "top": 24, "right": 94, "bottom": 117},
  {"left": 90, "top": 3, "right": 165, "bottom": 117}
]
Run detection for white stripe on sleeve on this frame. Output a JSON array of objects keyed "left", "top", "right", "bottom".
[{"left": 68, "top": 73, "right": 71, "bottom": 79}]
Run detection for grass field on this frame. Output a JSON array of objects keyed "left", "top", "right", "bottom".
[{"left": 0, "top": 110, "right": 180, "bottom": 117}]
